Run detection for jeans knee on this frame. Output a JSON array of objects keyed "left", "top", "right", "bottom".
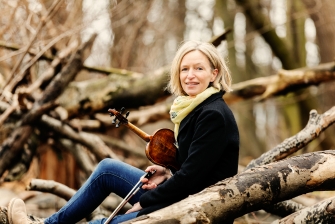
[{"left": 97, "top": 158, "right": 120, "bottom": 173}]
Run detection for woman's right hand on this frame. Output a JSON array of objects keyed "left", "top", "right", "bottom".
[{"left": 141, "top": 165, "right": 172, "bottom": 190}]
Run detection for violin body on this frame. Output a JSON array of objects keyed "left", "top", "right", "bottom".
[
  {"left": 108, "top": 108, "right": 180, "bottom": 170},
  {"left": 145, "top": 129, "right": 180, "bottom": 170}
]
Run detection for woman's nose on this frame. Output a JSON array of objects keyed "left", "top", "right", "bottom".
[{"left": 187, "top": 69, "right": 195, "bottom": 78}]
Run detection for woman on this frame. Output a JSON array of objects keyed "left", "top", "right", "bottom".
[{"left": 8, "top": 40, "right": 239, "bottom": 224}]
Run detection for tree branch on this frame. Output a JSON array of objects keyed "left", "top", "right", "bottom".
[
  {"left": 39, "top": 115, "right": 119, "bottom": 161},
  {"left": 225, "top": 62, "right": 335, "bottom": 104},
  {"left": 27, "top": 179, "right": 76, "bottom": 201},
  {"left": 246, "top": 106, "right": 335, "bottom": 169}
]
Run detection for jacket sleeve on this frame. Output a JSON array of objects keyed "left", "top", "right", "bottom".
[{"left": 139, "top": 109, "right": 228, "bottom": 208}]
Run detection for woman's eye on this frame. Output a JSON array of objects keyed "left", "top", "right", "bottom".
[
  {"left": 197, "top": 67, "right": 203, "bottom": 70},
  {"left": 181, "top": 68, "right": 188, "bottom": 72}
]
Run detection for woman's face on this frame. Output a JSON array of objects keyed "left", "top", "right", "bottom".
[{"left": 179, "top": 50, "right": 218, "bottom": 97}]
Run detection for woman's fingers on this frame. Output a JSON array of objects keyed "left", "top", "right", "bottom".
[
  {"left": 145, "top": 165, "right": 157, "bottom": 172},
  {"left": 142, "top": 182, "right": 157, "bottom": 189},
  {"left": 145, "top": 165, "right": 164, "bottom": 174},
  {"left": 126, "top": 202, "right": 142, "bottom": 214},
  {"left": 141, "top": 177, "right": 148, "bottom": 183}
]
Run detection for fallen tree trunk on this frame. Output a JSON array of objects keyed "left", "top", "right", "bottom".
[
  {"left": 58, "top": 66, "right": 171, "bottom": 118},
  {"left": 272, "top": 196, "right": 335, "bottom": 224},
  {"left": 57, "top": 61, "right": 335, "bottom": 119},
  {"left": 244, "top": 106, "right": 335, "bottom": 217},
  {"left": 226, "top": 62, "right": 335, "bottom": 104},
  {"left": 123, "top": 150, "right": 335, "bottom": 223}
]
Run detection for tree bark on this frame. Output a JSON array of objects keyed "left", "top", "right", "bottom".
[
  {"left": 272, "top": 196, "right": 335, "bottom": 224},
  {"left": 123, "top": 150, "right": 335, "bottom": 223}
]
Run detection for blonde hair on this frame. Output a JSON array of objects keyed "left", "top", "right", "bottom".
[{"left": 167, "top": 40, "right": 232, "bottom": 96}]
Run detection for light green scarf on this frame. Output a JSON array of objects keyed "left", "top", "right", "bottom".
[{"left": 170, "top": 87, "right": 219, "bottom": 140}]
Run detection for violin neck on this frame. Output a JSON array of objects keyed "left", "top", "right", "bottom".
[{"left": 124, "top": 122, "right": 151, "bottom": 142}]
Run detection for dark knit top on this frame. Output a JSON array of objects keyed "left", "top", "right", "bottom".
[{"left": 137, "top": 92, "right": 239, "bottom": 219}]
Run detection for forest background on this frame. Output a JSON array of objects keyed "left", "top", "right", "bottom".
[{"left": 0, "top": 0, "right": 335, "bottom": 223}]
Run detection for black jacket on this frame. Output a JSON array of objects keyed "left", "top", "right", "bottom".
[{"left": 138, "top": 92, "right": 239, "bottom": 219}]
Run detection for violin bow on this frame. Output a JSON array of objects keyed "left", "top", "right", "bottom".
[{"left": 103, "top": 170, "right": 156, "bottom": 224}]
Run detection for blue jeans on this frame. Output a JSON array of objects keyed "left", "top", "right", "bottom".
[{"left": 44, "top": 159, "right": 146, "bottom": 224}]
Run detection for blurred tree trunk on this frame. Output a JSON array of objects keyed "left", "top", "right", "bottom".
[
  {"left": 302, "top": 0, "right": 335, "bottom": 63},
  {"left": 110, "top": 0, "right": 186, "bottom": 73},
  {"left": 233, "top": 0, "right": 301, "bottom": 161},
  {"left": 235, "top": 0, "right": 298, "bottom": 70},
  {"left": 215, "top": 0, "right": 239, "bottom": 78},
  {"left": 216, "top": 0, "right": 266, "bottom": 160},
  {"left": 280, "top": 0, "right": 306, "bottom": 142},
  {"left": 302, "top": 0, "right": 335, "bottom": 151}
]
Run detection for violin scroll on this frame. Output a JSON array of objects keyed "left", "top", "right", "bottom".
[{"left": 109, "top": 107, "right": 130, "bottom": 128}]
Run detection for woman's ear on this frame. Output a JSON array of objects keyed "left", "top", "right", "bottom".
[{"left": 211, "top": 69, "right": 218, "bottom": 82}]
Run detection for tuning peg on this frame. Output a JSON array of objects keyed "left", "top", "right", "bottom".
[
  {"left": 115, "top": 121, "right": 121, "bottom": 128},
  {"left": 112, "top": 117, "right": 117, "bottom": 124},
  {"left": 125, "top": 111, "right": 130, "bottom": 118},
  {"left": 120, "top": 107, "right": 125, "bottom": 114}
]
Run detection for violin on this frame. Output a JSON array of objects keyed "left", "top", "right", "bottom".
[{"left": 108, "top": 108, "right": 180, "bottom": 170}]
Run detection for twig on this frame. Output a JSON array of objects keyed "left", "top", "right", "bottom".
[
  {"left": 0, "top": 41, "right": 48, "bottom": 63},
  {"left": 0, "top": 40, "right": 137, "bottom": 76},
  {"left": 26, "top": 36, "right": 80, "bottom": 94},
  {"left": 17, "top": 27, "right": 82, "bottom": 94}
]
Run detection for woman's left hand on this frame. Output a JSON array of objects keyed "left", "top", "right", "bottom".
[
  {"left": 141, "top": 165, "right": 172, "bottom": 190},
  {"left": 125, "top": 202, "right": 142, "bottom": 214}
]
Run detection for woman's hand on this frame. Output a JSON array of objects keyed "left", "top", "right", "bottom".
[
  {"left": 125, "top": 202, "right": 142, "bottom": 214},
  {"left": 141, "top": 165, "right": 172, "bottom": 190}
]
